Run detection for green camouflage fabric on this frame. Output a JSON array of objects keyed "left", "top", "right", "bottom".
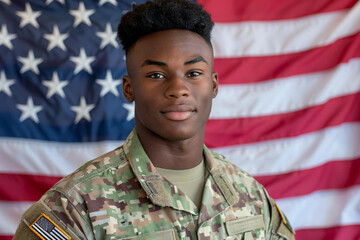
[{"left": 14, "top": 129, "right": 295, "bottom": 240}]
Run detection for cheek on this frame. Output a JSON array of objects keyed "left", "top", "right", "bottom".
[{"left": 197, "top": 88, "right": 214, "bottom": 115}]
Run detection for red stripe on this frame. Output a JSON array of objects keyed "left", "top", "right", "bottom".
[
  {"left": 214, "top": 32, "right": 360, "bottom": 84},
  {"left": 0, "top": 236, "right": 13, "bottom": 240},
  {"left": 7, "top": 95, "right": 358, "bottom": 202},
  {"left": 205, "top": 92, "right": 360, "bottom": 148},
  {"left": 198, "top": 0, "right": 358, "bottom": 22},
  {"left": 295, "top": 225, "right": 360, "bottom": 240},
  {"left": 0, "top": 173, "right": 61, "bottom": 201},
  {"left": 3, "top": 158, "right": 359, "bottom": 202},
  {"left": 255, "top": 157, "right": 360, "bottom": 199}
]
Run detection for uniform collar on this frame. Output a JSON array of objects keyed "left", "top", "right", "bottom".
[
  {"left": 123, "top": 129, "right": 238, "bottom": 219},
  {"left": 123, "top": 129, "right": 198, "bottom": 214},
  {"left": 199, "top": 146, "right": 239, "bottom": 223}
]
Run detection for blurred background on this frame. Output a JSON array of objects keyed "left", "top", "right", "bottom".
[{"left": 0, "top": 0, "right": 359, "bottom": 239}]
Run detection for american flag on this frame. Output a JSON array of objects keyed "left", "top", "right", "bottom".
[
  {"left": 0, "top": 0, "right": 359, "bottom": 239},
  {"left": 30, "top": 214, "right": 70, "bottom": 240}
]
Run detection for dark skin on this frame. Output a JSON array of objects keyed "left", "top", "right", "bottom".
[{"left": 123, "top": 29, "right": 218, "bottom": 170}]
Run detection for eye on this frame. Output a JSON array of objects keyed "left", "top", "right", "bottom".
[
  {"left": 187, "top": 71, "right": 202, "bottom": 78},
  {"left": 147, "top": 73, "right": 165, "bottom": 79}
]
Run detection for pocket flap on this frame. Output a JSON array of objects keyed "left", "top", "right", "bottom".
[
  {"left": 118, "top": 229, "right": 178, "bottom": 240},
  {"left": 225, "top": 215, "right": 265, "bottom": 236}
]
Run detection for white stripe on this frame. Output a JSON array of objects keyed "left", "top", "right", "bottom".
[
  {"left": 0, "top": 201, "right": 32, "bottom": 235},
  {"left": 1, "top": 124, "right": 359, "bottom": 177},
  {"left": 51, "top": 228, "right": 67, "bottom": 240},
  {"left": 212, "top": 2, "right": 360, "bottom": 57},
  {"left": 277, "top": 185, "right": 360, "bottom": 230},
  {"left": 0, "top": 138, "right": 123, "bottom": 176},
  {"left": 215, "top": 122, "right": 360, "bottom": 176},
  {"left": 33, "top": 223, "right": 57, "bottom": 240},
  {"left": 210, "top": 58, "right": 360, "bottom": 119}
]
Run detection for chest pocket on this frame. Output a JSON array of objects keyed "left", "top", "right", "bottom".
[
  {"left": 225, "top": 215, "right": 265, "bottom": 239},
  {"left": 114, "top": 229, "right": 178, "bottom": 240}
]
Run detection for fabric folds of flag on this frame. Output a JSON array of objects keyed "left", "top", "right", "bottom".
[{"left": 0, "top": 0, "right": 359, "bottom": 239}]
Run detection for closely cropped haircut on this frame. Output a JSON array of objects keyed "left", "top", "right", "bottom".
[{"left": 117, "top": 0, "right": 214, "bottom": 53}]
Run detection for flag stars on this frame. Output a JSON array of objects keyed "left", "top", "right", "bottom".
[
  {"left": 70, "top": 48, "right": 95, "bottom": 74},
  {"left": 99, "top": 0, "right": 118, "bottom": 6},
  {"left": 18, "top": 50, "right": 43, "bottom": 74},
  {"left": 71, "top": 97, "right": 95, "bottom": 123},
  {"left": 45, "top": 0, "right": 65, "bottom": 5},
  {"left": 96, "top": 70, "right": 122, "bottom": 97},
  {"left": 70, "top": 2, "right": 95, "bottom": 27},
  {"left": 96, "top": 23, "right": 119, "bottom": 49},
  {"left": 16, "top": 97, "right": 43, "bottom": 123},
  {"left": 123, "top": 103, "right": 135, "bottom": 121},
  {"left": 44, "top": 26, "right": 69, "bottom": 51},
  {"left": 0, "top": 71, "right": 15, "bottom": 96},
  {"left": 0, "top": 25, "right": 16, "bottom": 50},
  {"left": 16, "top": 3, "right": 41, "bottom": 28},
  {"left": 0, "top": 0, "right": 11, "bottom": 5},
  {"left": 42, "top": 72, "right": 69, "bottom": 98}
]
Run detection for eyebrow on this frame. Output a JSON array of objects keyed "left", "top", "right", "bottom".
[
  {"left": 184, "top": 56, "right": 208, "bottom": 65},
  {"left": 141, "top": 59, "right": 167, "bottom": 67},
  {"left": 141, "top": 56, "right": 208, "bottom": 67}
]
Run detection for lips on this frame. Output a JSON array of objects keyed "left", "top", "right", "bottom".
[{"left": 161, "top": 105, "right": 196, "bottom": 121}]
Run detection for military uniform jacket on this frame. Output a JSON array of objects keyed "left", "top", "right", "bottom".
[{"left": 14, "top": 130, "right": 295, "bottom": 240}]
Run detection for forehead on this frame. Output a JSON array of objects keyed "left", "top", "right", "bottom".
[{"left": 126, "top": 29, "right": 213, "bottom": 63}]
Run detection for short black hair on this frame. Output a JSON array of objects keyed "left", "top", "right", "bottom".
[{"left": 117, "top": 0, "right": 214, "bottom": 53}]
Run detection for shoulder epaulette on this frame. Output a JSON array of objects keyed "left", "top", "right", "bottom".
[{"left": 270, "top": 200, "right": 295, "bottom": 240}]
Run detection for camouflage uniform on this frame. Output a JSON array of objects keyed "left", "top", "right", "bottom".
[{"left": 14, "top": 129, "right": 295, "bottom": 240}]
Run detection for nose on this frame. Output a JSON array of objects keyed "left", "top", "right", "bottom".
[{"left": 165, "top": 75, "right": 190, "bottom": 98}]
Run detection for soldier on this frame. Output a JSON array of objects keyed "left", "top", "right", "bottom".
[{"left": 14, "top": 0, "right": 295, "bottom": 239}]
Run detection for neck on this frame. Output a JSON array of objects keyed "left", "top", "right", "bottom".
[{"left": 135, "top": 127, "right": 205, "bottom": 170}]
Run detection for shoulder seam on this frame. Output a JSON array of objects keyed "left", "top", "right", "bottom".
[{"left": 53, "top": 146, "right": 128, "bottom": 194}]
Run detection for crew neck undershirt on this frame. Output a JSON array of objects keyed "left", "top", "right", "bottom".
[{"left": 156, "top": 160, "right": 206, "bottom": 209}]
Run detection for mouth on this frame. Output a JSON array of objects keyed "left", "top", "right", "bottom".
[{"left": 161, "top": 105, "right": 196, "bottom": 121}]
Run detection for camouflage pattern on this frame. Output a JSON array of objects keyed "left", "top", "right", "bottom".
[{"left": 14, "top": 129, "right": 295, "bottom": 240}]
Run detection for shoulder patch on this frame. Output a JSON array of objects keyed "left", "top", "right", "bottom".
[{"left": 30, "top": 213, "right": 71, "bottom": 240}]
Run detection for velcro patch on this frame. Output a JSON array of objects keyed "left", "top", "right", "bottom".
[
  {"left": 30, "top": 213, "right": 71, "bottom": 240},
  {"left": 225, "top": 215, "right": 265, "bottom": 236}
]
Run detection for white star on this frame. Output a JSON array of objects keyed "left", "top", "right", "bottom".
[
  {"left": 96, "top": 23, "right": 119, "bottom": 49},
  {"left": 18, "top": 50, "right": 43, "bottom": 74},
  {"left": 123, "top": 103, "right": 135, "bottom": 121},
  {"left": 0, "top": 25, "right": 16, "bottom": 49},
  {"left": 96, "top": 70, "right": 121, "bottom": 97},
  {"left": 0, "top": 0, "right": 11, "bottom": 5},
  {"left": 70, "top": 2, "right": 95, "bottom": 27},
  {"left": 42, "top": 72, "right": 68, "bottom": 98},
  {"left": 16, "top": 3, "right": 41, "bottom": 28},
  {"left": 70, "top": 48, "right": 95, "bottom": 74},
  {"left": 0, "top": 71, "right": 15, "bottom": 96},
  {"left": 99, "top": 0, "right": 117, "bottom": 6},
  {"left": 71, "top": 97, "right": 95, "bottom": 123},
  {"left": 45, "top": 0, "right": 65, "bottom": 5},
  {"left": 16, "top": 97, "right": 43, "bottom": 123},
  {"left": 44, "top": 25, "right": 69, "bottom": 51}
]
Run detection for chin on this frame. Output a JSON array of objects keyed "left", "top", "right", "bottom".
[{"left": 159, "top": 127, "right": 201, "bottom": 142}]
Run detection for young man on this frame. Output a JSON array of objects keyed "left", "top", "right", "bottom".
[{"left": 14, "top": 0, "right": 295, "bottom": 239}]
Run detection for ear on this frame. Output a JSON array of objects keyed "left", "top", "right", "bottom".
[
  {"left": 211, "top": 72, "right": 219, "bottom": 98},
  {"left": 122, "top": 75, "right": 134, "bottom": 102}
]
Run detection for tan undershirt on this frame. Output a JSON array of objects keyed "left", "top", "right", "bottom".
[{"left": 156, "top": 160, "right": 206, "bottom": 209}]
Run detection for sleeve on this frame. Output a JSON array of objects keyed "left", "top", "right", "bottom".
[
  {"left": 13, "top": 190, "right": 93, "bottom": 240},
  {"left": 262, "top": 187, "right": 295, "bottom": 240}
]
